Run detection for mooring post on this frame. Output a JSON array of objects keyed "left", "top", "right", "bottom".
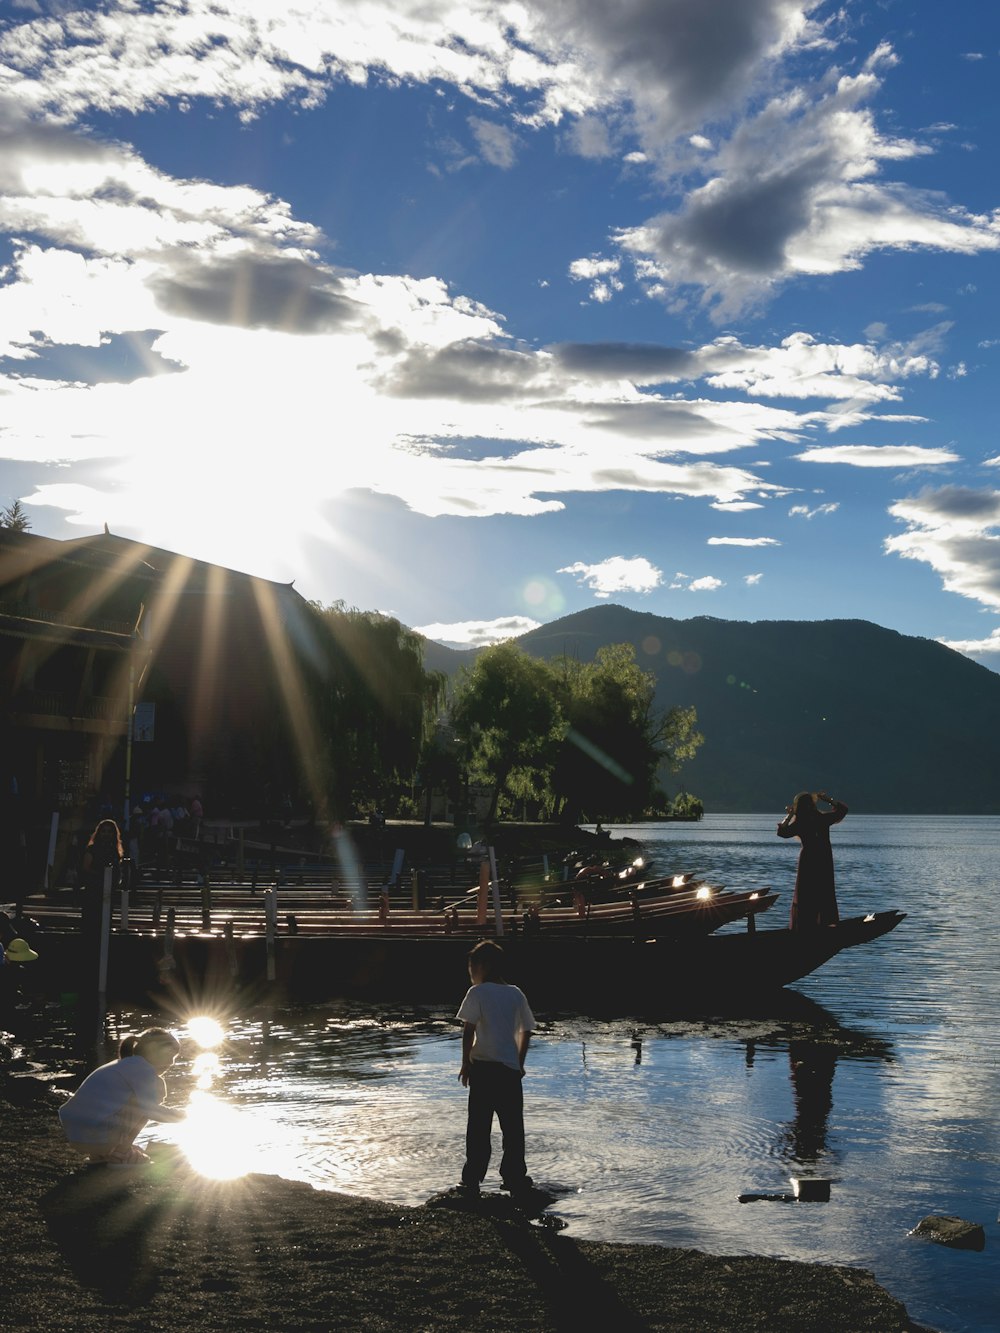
[
  {"left": 162, "top": 907, "right": 176, "bottom": 972},
  {"left": 152, "top": 887, "right": 162, "bottom": 930},
  {"left": 44, "top": 811, "right": 59, "bottom": 894},
  {"left": 265, "top": 887, "right": 277, "bottom": 981},
  {"left": 488, "top": 846, "right": 504, "bottom": 937},
  {"left": 97, "top": 865, "right": 113, "bottom": 999},
  {"left": 201, "top": 878, "right": 212, "bottom": 931},
  {"left": 224, "top": 919, "right": 238, "bottom": 977},
  {"left": 119, "top": 885, "right": 130, "bottom": 933},
  {"left": 477, "top": 858, "right": 489, "bottom": 925}
]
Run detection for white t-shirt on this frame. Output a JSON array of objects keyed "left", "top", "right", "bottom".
[
  {"left": 58, "top": 1055, "right": 180, "bottom": 1144},
  {"left": 457, "top": 981, "right": 535, "bottom": 1071}
]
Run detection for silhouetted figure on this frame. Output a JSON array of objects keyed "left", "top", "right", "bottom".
[
  {"left": 777, "top": 791, "right": 847, "bottom": 929},
  {"left": 457, "top": 940, "right": 535, "bottom": 1197},
  {"left": 80, "top": 820, "right": 125, "bottom": 986}
]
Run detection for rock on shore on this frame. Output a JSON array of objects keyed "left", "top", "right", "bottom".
[{"left": 2, "top": 1071, "right": 930, "bottom": 1333}]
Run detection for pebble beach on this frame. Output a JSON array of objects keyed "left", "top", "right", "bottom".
[{"left": 2, "top": 1064, "right": 930, "bottom": 1333}]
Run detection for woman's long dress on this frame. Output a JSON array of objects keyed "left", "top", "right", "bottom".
[{"left": 777, "top": 801, "right": 847, "bottom": 929}]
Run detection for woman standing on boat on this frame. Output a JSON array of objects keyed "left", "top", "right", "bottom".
[{"left": 777, "top": 792, "right": 848, "bottom": 930}]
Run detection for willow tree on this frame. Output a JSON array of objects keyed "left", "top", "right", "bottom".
[
  {"left": 302, "top": 602, "right": 445, "bottom": 817},
  {"left": 450, "top": 642, "right": 565, "bottom": 823}
]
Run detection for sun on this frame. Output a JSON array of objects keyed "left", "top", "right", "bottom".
[{"left": 185, "top": 1014, "right": 226, "bottom": 1049}]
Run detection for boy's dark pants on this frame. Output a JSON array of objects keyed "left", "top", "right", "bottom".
[{"left": 462, "top": 1060, "right": 527, "bottom": 1187}]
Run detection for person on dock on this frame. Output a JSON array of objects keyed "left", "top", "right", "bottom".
[
  {"left": 58, "top": 1027, "right": 185, "bottom": 1164},
  {"left": 456, "top": 940, "right": 535, "bottom": 1198},
  {"left": 777, "top": 791, "right": 848, "bottom": 929},
  {"left": 79, "top": 819, "right": 126, "bottom": 968}
]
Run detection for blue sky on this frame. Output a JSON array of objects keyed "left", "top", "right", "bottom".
[{"left": 2, "top": 1, "right": 1000, "bottom": 663}]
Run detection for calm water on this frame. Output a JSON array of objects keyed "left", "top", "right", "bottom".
[{"left": 135, "top": 816, "right": 998, "bottom": 1332}]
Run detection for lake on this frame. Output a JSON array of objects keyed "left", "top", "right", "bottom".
[{"left": 136, "top": 814, "right": 998, "bottom": 1333}]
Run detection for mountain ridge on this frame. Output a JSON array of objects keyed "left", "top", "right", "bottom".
[{"left": 419, "top": 606, "right": 1000, "bottom": 814}]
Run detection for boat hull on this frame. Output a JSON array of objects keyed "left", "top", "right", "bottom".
[{"left": 20, "top": 911, "right": 906, "bottom": 1014}]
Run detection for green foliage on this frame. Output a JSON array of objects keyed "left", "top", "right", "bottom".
[
  {"left": 450, "top": 642, "right": 566, "bottom": 822},
  {"left": 0, "top": 499, "right": 31, "bottom": 531},
  {"left": 447, "top": 639, "right": 703, "bottom": 823},
  {"left": 550, "top": 644, "right": 703, "bottom": 822},
  {"left": 303, "top": 601, "right": 445, "bottom": 817},
  {"left": 669, "top": 791, "right": 704, "bottom": 820}
]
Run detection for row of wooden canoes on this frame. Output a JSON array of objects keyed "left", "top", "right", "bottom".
[{"left": 7, "top": 874, "right": 778, "bottom": 942}]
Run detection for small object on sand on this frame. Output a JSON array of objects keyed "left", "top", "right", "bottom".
[
  {"left": 739, "top": 1178, "right": 832, "bottom": 1204},
  {"left": 791, "top": 1177, "right": 831, "bottom": 1202},
  {"left": 909, "top": 1215, "right": 986, "bottom": 1251}
]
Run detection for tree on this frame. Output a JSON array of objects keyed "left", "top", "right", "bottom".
[
  {"left": 450, "top": 642, "right": 565, "bottom": 823},
  {"left": 550, "top": 644, "right": 703, "bottom": 822},
  {"left": 303, "top": 602, "right": 445, "bottom": 818},
  {"left": 0, "top": 499, "right": 31, "bottom": 531}
]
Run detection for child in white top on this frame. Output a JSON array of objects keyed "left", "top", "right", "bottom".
[
  {"left": 456, "top": 940, "right": 535, "bottom": 1195},
  {"left": 59, "top": 1027, "right": 185, "bottom": 1164}
]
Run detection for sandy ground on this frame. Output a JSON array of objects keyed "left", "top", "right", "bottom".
[{"left": 0, "top": 1061, "right": 932, "bottom": 1333}]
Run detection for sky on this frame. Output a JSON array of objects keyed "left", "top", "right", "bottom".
[{"left": 2, "top": 2, "right": 1000, "bottom": 665}]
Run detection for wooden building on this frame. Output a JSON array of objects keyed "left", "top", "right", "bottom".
[{"left": 1, "top": 528, "right": 312, "bottom": 891}]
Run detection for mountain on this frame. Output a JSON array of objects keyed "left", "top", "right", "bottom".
[{"left": 419, "top": 606, "right": 1000, "bottom": 814}]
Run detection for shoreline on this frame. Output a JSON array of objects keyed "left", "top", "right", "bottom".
[{"left": 3, "top": 1063, "right": 931, "bottom": 1332}]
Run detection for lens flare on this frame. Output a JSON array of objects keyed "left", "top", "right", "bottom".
[{"left": 186, "top": 1015, "right": 226, "bottom": 1049}]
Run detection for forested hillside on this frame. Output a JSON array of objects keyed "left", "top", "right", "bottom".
[{"left": 420, "top": 607, "right": 1000, "bottom": 814}]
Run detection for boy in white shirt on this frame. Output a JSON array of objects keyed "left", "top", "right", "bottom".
[{"left": 456, "top": 940, "right": 535, "bottom": 1196}]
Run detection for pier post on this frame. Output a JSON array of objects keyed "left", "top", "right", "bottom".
[
  {"left": 488, "top": 846, "right": 504, "bottom": 937},
  {"left": 477, "top": 859, "right": 489, "bottom": 925},
  {"left": 97, "top": 865, "right": 113, "bottom": 999},
  {"left": 162, "top": 907, "right": 176, "bottom": 972},
  {"left": 119, "top": 887, "right": 130, "bottom": 933},
  {"left": 44, "top": 812, "right": 59, "bottom": 893},
  {"left": 265, "top": 887, "right": 277, "bottom": 981},
  {"left": 201, "top": 879, "right": 212, "bottom": 932},
  {"left": 152, "top": 887, "right": 162, "bottom": 931},
  {"left": 224, "top": 920, "right": 238, "bottom": 977}
]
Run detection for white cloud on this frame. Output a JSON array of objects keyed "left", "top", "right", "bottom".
[
  {"left": 794, "top": 445, "right": 960, "bottom": 467},
  {"left": 614, "top": 52, "right": 1000, "bottom": 317},
  {"left": 558, "top": 556, "right": 663, "bottom": 598},
  {"left": 1, "top": 2, "right": 991, "bottom": 333},
  {"left": 414, "top": 616, "right": 541, "bottom": 647},
  {"left": 469, "top": 117, "right": 519, "bottom": 169},
  {"left": 937, "top": 628, "right": 1000, "bottom": 655},
  {"left": 744, "top": 572, "right": 763, "bottom": 584},
  {"left": 688, "top": 575, "right": 724, "bottom": 591},
  {"left": 551, "top": 329, "right": 941, "bottom": 404},
  {"left": 568, "top": 254, "right": 624, "bottom": 303},
  {"left": 707, "top": 536, "right": 780, "bottom": 546},
  {"left": 885, "top": 486, "right": 1000, "bottom": 612},
  {"left": 788, "top": 501, "right": 839, "bottom": 517}
]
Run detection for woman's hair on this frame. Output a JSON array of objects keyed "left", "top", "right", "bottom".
[
  {"left": 468, "top": 939, "right": 506, "bottom": 981},
  {"left": 88, "top": 819, "right": 124, "bottom": 858},
  {"left": 791, "top": 792, "right": 819, "bottom": 821},
  {"left": 119, "top": 1027, "right": 180, "bottom": 1061}
]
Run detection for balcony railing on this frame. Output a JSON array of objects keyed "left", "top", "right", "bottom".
[
  {"left": 0, "top": 599, "right": 134, "bottom": 637},
  {"left": 11, "top": 690, "right": 130, "bottom": 723}
]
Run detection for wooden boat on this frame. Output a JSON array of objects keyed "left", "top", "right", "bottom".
[{"left": 8, "top": 897, "right": 904, "bottom": 1014}]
